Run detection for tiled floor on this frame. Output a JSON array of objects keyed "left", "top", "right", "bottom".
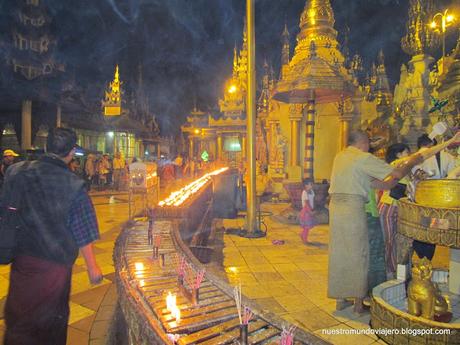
[
  {"left": 0, "top": 192, "right": 452, "bottom": 344},
  {"left": 213, "top": 202, "right": 450, "bottom": 345}
]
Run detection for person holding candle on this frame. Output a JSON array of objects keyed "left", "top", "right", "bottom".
[{"left": 2, "top": 128, "right": 103, "bottom": 345}]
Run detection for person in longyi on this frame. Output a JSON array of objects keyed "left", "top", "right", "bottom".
[{"left": 328, "top": 130, "right": 460, "bottom": 314}]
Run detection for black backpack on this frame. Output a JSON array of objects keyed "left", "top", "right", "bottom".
[{"left": 0, "top": 161, "right": 30, "bottom": 264}]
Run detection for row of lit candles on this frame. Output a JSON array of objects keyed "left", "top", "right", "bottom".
[
  {"left": 166, "top": 292, "right": 181, "bottom": 323},
  {"left": 158, "top": 167, "right": 228, "bottom": 207}
]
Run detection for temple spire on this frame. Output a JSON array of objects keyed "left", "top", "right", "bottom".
[
  {"left": 298, "top": 0, "right": 337, "bottom": 41},
  {"left": 233, "top": 44, "right": 238, "bottom": 79},
  {"left": 281, "top": 23, "right": 290, "bottom": 66},
  {"left": 401, "top": 0, "right": 439, "bottom": 56},
  {"left": 281, "top": 23, "right": 290, "bottom": 79},
  {"left": 374, "top": 50, "right": 392, "bottom": 109},
  {"left": 288, "top": 0, "right": 344, "bottom": 69},
  {"left": 341, "top": 25, "right": 351, "bottom": 68}
]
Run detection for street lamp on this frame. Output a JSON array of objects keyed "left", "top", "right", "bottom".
[{"left": 430, "top": 9, "right": 456, "bottom": 61}]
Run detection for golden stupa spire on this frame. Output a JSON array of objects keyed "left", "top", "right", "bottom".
[
  {"left": 401, "top": 0, "right": 440, "bottom": 56},
  {"left": 298, "top": 0, "right": 337, "bottom": 41},
  {"left": 233, "top": 45, "right": 238, "bottom": 78},
  {"left": 287, "top": 0, "right": 345, "bottom": 70}
]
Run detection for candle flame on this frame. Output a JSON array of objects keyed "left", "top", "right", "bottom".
[{"left": 158, "top": 167, "right": 228, "bottom": 207}]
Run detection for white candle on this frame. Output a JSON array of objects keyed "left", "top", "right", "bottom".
[
  {"left": 173, "top": 306, "right": 181, "bottom": 323},
  {"left": 166, "top": 292, "right": 176, "bottom": 312}
]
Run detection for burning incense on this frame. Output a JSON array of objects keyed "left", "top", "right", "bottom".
[
  {"left": 177, "top": 255, "right": 187, "bottom": 279},
  {"left": 280, "top": 325, "right": 296, "bottom": 345},
  {"left": 242, "top": 306, "right": 253, "bottom": 325},
  {"left": 233, "top": 284, "right": 243, "bottom": 324},
  {"left": 194, "top": 269, "right": 206, "bottom": 289}
]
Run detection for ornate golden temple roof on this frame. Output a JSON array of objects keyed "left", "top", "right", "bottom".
[
  {"left": 273, "top": 0, "right": 353, "bottom": 104},
  {"left": 401, "top": 0, "right": 440, "bottom": 56},
  {"left": 273, "top": 41, "right": 353, "bottom": 104}
]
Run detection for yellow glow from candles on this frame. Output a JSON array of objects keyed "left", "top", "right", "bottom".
[
  {"left": 446, "top": 14, "right": 454, "bottom": 23},
  {"left": 228, "top": 85, "right": 237, "bottom": 94},
  {"left": 228, "top": 266, "right": 238, "bottom": 273},
  {"left": 158, "top": 167, "right": 229, "bottom": 207},
  {"left": 135, "top": 262, "right": 144, "bottom": 271},
  {"left": 172, "top": 306, "right": 181, "bottom": 323},
  {"left": 166, "top": 292, "right": 177, "bottom": 312},
  {"left": 139, "top": 279, "right": 145, "bottom": 287}
]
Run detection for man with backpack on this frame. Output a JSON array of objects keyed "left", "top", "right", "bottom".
[{"left": 2, "top": 128, "right": 102, "bottom": 345}]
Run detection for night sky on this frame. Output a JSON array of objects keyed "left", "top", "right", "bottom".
[{"left": 0, "top": 0, "right": 457, "bottom": 134}]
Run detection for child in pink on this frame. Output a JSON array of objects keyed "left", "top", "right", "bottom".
[{"left": 299, "top": 178, "right": 316, "bottom": 244}]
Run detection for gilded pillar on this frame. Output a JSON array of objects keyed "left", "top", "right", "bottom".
[
  {"left": 217, "top": 133, "right": 223, "bottom": 160},
  {"left": 21, "top": 99, "right": 32, "bottom": 150},
  {"left": 289, "top": 104, "right": 303, "bottom": 166},
  {"left": 339, "top": 98, "right": 354, "bottom": 150},
  {"left": 304, "top": 93, "right": 315, "bottom": 179},
  {"left": 241, "top": 135, "right": 247, "bottom": 159},
  {"left": 286, "top": 103, "right": 303, "bottom": 181}
]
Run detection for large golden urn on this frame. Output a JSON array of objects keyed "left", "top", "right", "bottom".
[{"left": 415, "top": 179, "right": 460, "bottom": 209}]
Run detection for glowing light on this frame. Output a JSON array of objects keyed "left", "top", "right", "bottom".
[
  {"left": 158, "top": 167, "right": 229, "bottom": 207},
  {"left": 194, "top": 129, "right": 200, "bottom": 134},
  {"left": 228, "top": 85, "right": 237, "bottom": 94},
  {"left": 446, "top": 14, "right": 454, "bottom": 23},
  {"left": 430, "top": 21, "right": 437, "bottom": 28},
  {"left": 228, "top": 267, "right": 238, "bottom": 273},
  {"left": 172, "top": 306, "right": 181, "bottom": 323},
  {"left": 135, "top": 262, "right": 144, "bottom": 271},
  {"left": 166, "top": 292, "right": 177, "bottom": 312},
  {"left": 107, "top": 131, "right": 114, "bottom": 138}
]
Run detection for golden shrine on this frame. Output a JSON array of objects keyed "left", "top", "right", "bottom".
[
  {"left": 181, "top": 0, "right": 460, "bottom": 185},
  {"left": 103, "top": 65, "right": 122, "bottom": 116}
]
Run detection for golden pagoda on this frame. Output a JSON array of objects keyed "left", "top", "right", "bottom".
[
  {"left": 271, "top": 0, "right": 354, "bottom": 181},
  {"left": 103, "top": 65, "right": 122, "bottom": 116}
]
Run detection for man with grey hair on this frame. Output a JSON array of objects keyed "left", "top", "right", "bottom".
[{"left": 328, "top": 130, "right": 460, "bottom": 313}]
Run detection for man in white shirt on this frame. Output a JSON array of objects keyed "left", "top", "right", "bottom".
[{"left": 416, "top": 134, "right": 455, "bottom": 179}]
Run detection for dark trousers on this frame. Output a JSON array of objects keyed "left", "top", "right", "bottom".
[
  {"left": 4, "top": 255, "right": 72, "bottom": 345},
  {"left": 413, "top": 240, "right": 436, "bottom": 261}
]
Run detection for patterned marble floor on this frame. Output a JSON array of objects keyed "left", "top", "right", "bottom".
[{"left": 212, "top": 202, "right": 450, "bottom": 345}]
